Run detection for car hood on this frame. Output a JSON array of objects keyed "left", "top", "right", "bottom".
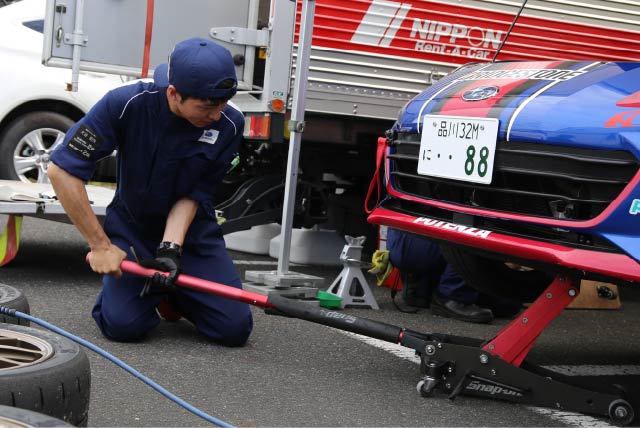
[{"left": 397, "top": 60, "right": 640, "bottom": 156}]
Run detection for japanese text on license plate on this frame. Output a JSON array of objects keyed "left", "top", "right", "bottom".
[{"left": 417, "top": 115, "right": 499, "bottom": 184}]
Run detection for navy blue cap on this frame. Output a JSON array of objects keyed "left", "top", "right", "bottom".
[{"left": 154, "top": 37, "right": 238, "bottom": 99}]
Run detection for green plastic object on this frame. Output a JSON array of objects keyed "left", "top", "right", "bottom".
[{"left": 317, "top": 291, "right": 342, "bottom": 309}]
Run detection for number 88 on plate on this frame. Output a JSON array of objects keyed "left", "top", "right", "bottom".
[{"left": 417, "top": 115, "right": 499, "bottom": 185}]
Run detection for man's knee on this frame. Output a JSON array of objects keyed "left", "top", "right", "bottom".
[
  {"left": 94, "top": 308, "right": 158, "bottom": 342},
  {"left": 198, "top": 311, "right": 253, "bottom": 347}
]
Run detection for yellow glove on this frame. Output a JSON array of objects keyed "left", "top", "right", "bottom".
[{"left": 368, "top": 250, "right": 394, "bottom": 286}]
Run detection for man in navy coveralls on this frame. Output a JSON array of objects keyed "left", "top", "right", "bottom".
[{"left": 48, "top": 38, "right": 253, "bottom": 346}]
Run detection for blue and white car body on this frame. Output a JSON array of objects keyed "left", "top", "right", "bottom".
[{"left": 368, "top": 60, "right": 640, "bottom": 297}]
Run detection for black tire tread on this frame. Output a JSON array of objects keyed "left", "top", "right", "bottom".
[
  {"left": 0, "top": 323, "right": 91, "bottom": 427},
  {"left": 0, "top": 111, "right": 74, "bottom": 180},
  {"left": 0, "top": 283, "right": 30, "bottom": 326}
]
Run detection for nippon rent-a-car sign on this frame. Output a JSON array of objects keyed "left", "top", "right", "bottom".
[{"left": 306, "top": 0, "right": 640, "bottom": 64}]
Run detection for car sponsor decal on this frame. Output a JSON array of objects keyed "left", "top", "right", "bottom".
[
  {"left": 427, "top": 61, "right": 580, "bottom": 118},
  {"left": 604, "top": 111, "right": 640, "bottom": 128},
  {"left": 413, "top": 216, "right": 491, "bottom": 238},
  {"left": 458, "top": 68, "right": 586, "bottom": 82},
  {"left": 608, "top": 90, "right": 640, "bottom": 127},
  {"left": 370, "top": 206, "right": 640, "bottom": 281},
  {"left": 630, "top": 199, "right": 640, "bottom": 215},
  {"left": 414, "top": 60, "right": 605, "bottom": 142},
  {"left": 419, "top": 61, "right": 570, "bottom": 122}
]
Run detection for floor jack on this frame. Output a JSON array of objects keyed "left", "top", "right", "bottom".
[{"left": 120, "top": 260, "right": 636, "bottom": 426}]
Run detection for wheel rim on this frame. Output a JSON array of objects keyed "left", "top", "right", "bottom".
[
  {"left": 12, "top": 127, "right": 66, "bottom": 184},
  {"left": 0, "top": 416, "right": 32, "bottom": 428},
  {"left": 0, "top": 329, "right": 54, "bottom": 371}
]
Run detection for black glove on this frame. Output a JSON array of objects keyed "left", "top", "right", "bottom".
[{"left": 139, "top": 242, "right": 182, "bottom": 297}]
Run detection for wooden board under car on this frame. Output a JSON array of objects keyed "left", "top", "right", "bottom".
[{"left": 567, "top": 280, "right": 621, "bottom": 310}]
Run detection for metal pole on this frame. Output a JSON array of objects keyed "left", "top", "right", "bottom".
[
  {"left": 277, "top": 0, "right": 315, "bottom": 275},
  {"left": 69, "top": 0, "right": 85, "bottom": 92}
]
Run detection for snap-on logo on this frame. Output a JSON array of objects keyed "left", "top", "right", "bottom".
[
  {"left": 462, "top": 85, "right": 499, "bottom": 101},
  {"left": 413, "top": 217, "right": 491, "bottom": 238},
  {"left": 466, "top": 380, "right": 522, "bottom": 397},
  {"left": 630, "top": 199, "right": 640, "bottom": 215}
]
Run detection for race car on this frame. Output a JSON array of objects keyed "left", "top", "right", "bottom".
[{"left": 367, "top": 60, "right": 640, "bottom": 302}]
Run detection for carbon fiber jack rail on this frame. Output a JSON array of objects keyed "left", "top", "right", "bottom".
[{"left": 111, "top": 258, "right": 635, "bottom": 426}]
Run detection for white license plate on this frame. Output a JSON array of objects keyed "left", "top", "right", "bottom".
[{"left": 417, "top": 115, "right": 499, "bottom": 184}]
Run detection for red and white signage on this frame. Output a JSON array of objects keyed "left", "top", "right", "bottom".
[{"left": 297, "top": 0, "right": 640, "bottom": 65}]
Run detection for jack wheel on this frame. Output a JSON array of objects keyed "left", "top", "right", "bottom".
[
  {"left": 416, "top": 377, "right": 438, "bottom": 397},
  {"left": 609, "top": 399, "right": 635, "bottom": 426}
]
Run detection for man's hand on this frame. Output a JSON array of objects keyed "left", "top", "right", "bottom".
[
  {"left": 139, "top": 243, "right": 182, "bottom": 295},
  {"left": 88, "top": 244, "right": 127, "bottom": 278}
]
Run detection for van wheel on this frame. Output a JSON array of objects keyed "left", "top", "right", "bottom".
[
  {"left": 0, "top": 405, "right": 72, "bottom": 427},
  {"left": 0, "top": 284, "right": 29, "bottom": 326},
  {"left": 0, "top": 323, "right": 91, "bottom": 427},
  {"left": 440, "top": 244, "right": 553, "bottom": 302},
  {"left": 0, "top": 112, "right": 74, "bottom": 183}
]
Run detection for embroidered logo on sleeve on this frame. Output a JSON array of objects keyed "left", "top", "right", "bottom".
[
  {"left": 198, "top": 129, "right": 220, "bottom": 145},
  {"left": 66, "top": 125, "right": 103, "bottom": 159}
]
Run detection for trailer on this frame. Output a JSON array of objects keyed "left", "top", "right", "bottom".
[{"left": 0, "top": 179, "right": 114, "bottom": 266}]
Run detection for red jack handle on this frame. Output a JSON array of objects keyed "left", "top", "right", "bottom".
[
  {"left": 85, "top": 254, "right": 404, "bottom": 344},
  {"left": 85, "top": 254, "right": 271, "bottom": 308}
]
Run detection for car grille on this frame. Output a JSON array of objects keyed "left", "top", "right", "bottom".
[{"left": 389, "top": 133, "right": 640, "bottom": 221}]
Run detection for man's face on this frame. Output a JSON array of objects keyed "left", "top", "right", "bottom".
[
  {"left": 168, "top": 87, "right": 227, "bottom": 128},
  {"left": 176, "top": 97, "right": 228, "bottom": 128}
]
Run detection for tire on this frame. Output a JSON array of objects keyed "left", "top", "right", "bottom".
[
  {"left": 440, "top": 244, "right": 553, "bottom": 303},
  {"left": 0, "top": 405, "right": 72, "bottom": 427},
  {"left": 0, "top": 112, "right": 75, "bottom": 183},
  {"left": 0, "top": 323, "right": 91, "bottom": 427},
  {"left": 0, "top": 283, "right": 30, "bottom": 326}
]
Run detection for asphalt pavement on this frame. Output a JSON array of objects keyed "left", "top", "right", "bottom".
[{"left": 1, "top": 215, "right": 640, "bottom": 427}]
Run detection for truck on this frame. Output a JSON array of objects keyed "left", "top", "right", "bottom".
[{"left": 38, "top": 0, "right": 640, "bottom": 252}]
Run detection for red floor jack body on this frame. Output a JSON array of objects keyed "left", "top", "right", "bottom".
[{"left": 120, "top": 260, "right": 636, "bottom": 426}]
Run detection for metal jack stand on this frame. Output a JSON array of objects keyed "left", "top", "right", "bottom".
[{"left": 326, "top": 236, "right": 379, "bottom": 309}]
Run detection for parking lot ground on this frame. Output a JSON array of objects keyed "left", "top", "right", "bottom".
[{"left": 1, "top": 216, "right": 640, "bottom": 427}]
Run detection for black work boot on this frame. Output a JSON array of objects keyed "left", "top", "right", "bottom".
[
  {"left": 477, "top": 294, "right": 523, "bottom": 319},
  {"left": 430, "top": 293, "right": 493, "bottom": 324},
  {"left": 401, "top": 273, "right": 430, "bottom": 308}
]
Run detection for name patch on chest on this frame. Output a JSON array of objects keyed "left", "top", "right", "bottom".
[
  {"left": 66, "top": 125, "right": 103, "bottom": 159},
  {"left": 198, "top": 129, "right": 220, "bottom": 145}
]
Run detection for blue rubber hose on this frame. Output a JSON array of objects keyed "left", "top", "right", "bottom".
[{"left": 0, "top": 306, "right": 234, "bottom": 428}]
